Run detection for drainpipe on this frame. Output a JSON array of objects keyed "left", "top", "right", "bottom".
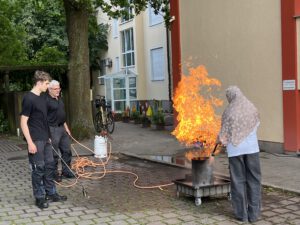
[{"left": 166, "top": 27, "right": 173, "bottom": 112}]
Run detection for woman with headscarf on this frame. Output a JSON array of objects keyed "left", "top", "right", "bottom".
[{"left": 218, "top": 86, "right": 261, "bottom": 223}]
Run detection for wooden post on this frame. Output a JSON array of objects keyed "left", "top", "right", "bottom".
[{"left": 4, "top": 71, "right": 9, "bottom": 92}]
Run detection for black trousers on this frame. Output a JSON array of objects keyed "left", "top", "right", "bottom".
[
  {"left": 49, "top": 126, "right": 72, "bottom": 175},
  {"left": 229, "top": 152, "right": 261, "bottom": 222},
  {"left": 28, "top": 141, "right": 56, "bottom": 199}
]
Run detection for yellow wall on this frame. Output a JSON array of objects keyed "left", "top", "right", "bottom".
[
  {"left": 96, "top": 8, "right": 169, "bottom": 102},
  {"left": 141, "top": 11, "right": 169, "bottom": 100},
  {"left": 179, "top": 0, "right": 283, "bottom": 142}
]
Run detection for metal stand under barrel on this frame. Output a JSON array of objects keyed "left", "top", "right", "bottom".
[{"left": 174, "top": 158, "right": 231, "bottom": 206}]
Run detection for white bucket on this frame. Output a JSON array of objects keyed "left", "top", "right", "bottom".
[{"left": 94, "top": 135, "right": 107, "bottom": 158}]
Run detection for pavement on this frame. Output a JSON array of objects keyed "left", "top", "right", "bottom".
[
  {"left": 79, "top": 122, "right": 300, "bottom": 194},
  {"left": 0, "top": 121, "right": 299, "bottom": 224}
]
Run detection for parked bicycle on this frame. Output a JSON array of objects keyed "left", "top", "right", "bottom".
[{"left": 94, "top": 95, "right": 115, "bottom": 134}]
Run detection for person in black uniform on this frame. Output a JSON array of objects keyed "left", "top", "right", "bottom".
[
  {"left": 46, "top": 80, "right": 75, "bottom": 182},
  {"left": 20, "top": 71, "right": 67, "bottom": 209}
]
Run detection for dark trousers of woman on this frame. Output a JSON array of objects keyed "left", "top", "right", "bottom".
[
  {"left": 229, "top": 152, "right": 261, "bottom": 223},
  {"left": 28, "top": 141, "right": 56, "bottom": 199},
  {"left": 49, "top": 126, "right": 72, "bottom": 176}
]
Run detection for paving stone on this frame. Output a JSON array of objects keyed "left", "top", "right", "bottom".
[
  {"left": 1, "top": 140, "right": 300, "bottom": 225},
  {"left": 44, "top": 219, "right": 64, "bottom": 224},
  {"left": 37, "top": 210, "right": 55, "bottom": 216},
  {"left": 266, "top": 216, "right": 289, "bottom": 224},
  {"left": 289, "top": 197, "right": 300, "bottom": 203},
  {"left": 285, "top": 205, "right": 299, "bottom": 211},
  {"left": 80, "top": 214, "right": 99, "bottom": 220},
  {"left": 278, "top": 200, "right": 295, "bottom": 205},
  {"left": 272, "top": 208, "right": 291, "bottom": 214},
  {"left": 262, "top": 211, "right": 277, "bottom": 217},
  {"left": 2, "top": 215, "right": 19, "bottom": 220},
  {"left": 279, "top": 213, "right": 299, "bottom": 220},
  {"left": 128, "top": 212, "right": 147, "bottom": 219},
  {"left": 84, "top": 209, "right": 100, "bottom": 214},
  {"left": 253, "top": 221, "right": 273, "bottom": 225},
  {"left": 93, "top": 217, "right": 112, "bottom": 223},
  {"left": 12, "top": 218, "right": 32, "bottom": 224},
  {"left": 76, "top": 220, "right": 95, "bottom": 225},
  {"left": 54, "top": 208, "right": 72, "bottom": 214},
  {"left": 164, "top": 218, "right": 182, "bottom": 224},
  {"left": 109, "top": 221, "right": 129, "bottom": 225},
  {"left": 67, "top": 210, "right": 86, "bottom": 217},
  {"left": 217, "top": 221, "right": 240, "bottom": 225},
  {"left": 24, "top": 222, "right": 44, "bottom": 225},
  {"left": 125, "top": 218, "right": 139, "bottom": 224},
  {"left": 32, "top": 215, "right": 51, "bottom": 222},
  {"left": 62, "top": 216, "right": 80, "bottom": 223},
  {"left": 146, "top": 222, "right": 166, "bottom": 225},
  {"left": 71, "top": 206, "right": 88, "bottom": 211},
  {"left": 96, "top": 212, "right": 115, "bottom": 218},
  {"left": 145, "top": 215, "right": 165, "bottom": 221},
  {"left": 162, "top": 212, "right": 178, "bottom": 219}
]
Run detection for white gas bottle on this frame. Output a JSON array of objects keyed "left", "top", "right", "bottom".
[{"left": 94, "top": 135, "right": 107, "bottom": 158}]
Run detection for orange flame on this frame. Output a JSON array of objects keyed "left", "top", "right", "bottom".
[{"left": 172, "top": 66, "right": 223, "bottom": 160}]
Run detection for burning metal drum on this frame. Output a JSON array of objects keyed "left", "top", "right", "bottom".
[
  {"left": 192, "top": 158, "right": 214, "bottom": 188},
  {"left": 174, "top": 153, "right": 231, "bottom": 206}
]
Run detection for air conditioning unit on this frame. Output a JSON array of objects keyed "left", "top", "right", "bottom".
[{"left": 105, "top": 58, "right": 112, "bottom": 67}]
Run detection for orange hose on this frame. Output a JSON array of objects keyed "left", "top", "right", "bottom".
[{"left": 55, "top": 135, "right": 174, "bottom": 190}]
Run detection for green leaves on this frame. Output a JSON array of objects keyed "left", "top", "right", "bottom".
[{"left": 0, "top": 0, "right": 28, "bottom": 65}]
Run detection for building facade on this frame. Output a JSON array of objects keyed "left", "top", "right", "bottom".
[
  {"left": 94, "top": 6, "right": 171, "bottom": 113},
  {"left": 170, "top": 0, "right": 300, "bottom": 153}
]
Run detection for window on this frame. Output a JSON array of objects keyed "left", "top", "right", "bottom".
[
  {"left": 121, "top": 0, "right": 133, "bottom": 23},
  {"left": 121, "top": 28, "right": 135, "bottom": 67},
  {"left": 150, "top": 47, "right": 165, "bottom": 81},
  {"left": 113, "top": 78, "right": 126, "bottom": 111},
  {"left": 149, "top": 6, "right": 163, "bottom": 26},
  {"left": 104, "top": 73, "right": 137, "bottom": 112},
  {"left": 128, "top": 77, "right": 137, "bottom": 109},
  {"left": 112, "top": 19, "right": 118, "bottom": 38},
  {"left": 115, "top": 57, "right": 120, "bottom": 72}
]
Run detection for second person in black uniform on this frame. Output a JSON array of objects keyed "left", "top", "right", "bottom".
[{"left": 46, "top": 80, "right": 75, "bottom": 182}]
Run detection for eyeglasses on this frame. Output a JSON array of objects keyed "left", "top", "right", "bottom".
[{"left": 51, "top": 88, "right": 61, "bottom": 91}]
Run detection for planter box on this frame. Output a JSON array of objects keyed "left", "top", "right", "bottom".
[{"left": 122, "top": 117, "right": 130, "bottom": 123}]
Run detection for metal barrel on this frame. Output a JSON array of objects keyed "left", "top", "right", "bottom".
[{"left": 192, "top": 158, "right": 214, "bottom": 188}]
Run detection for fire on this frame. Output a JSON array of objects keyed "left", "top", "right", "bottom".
[{"left": 172, "top": 66, "right": 223, "bottom": 160}]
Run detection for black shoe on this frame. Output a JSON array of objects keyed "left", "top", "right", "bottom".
[
  {"left": 35, "top": 198, "right": 49, "bottom": 209},
  {"left": 55, "top": 175, "right": 62, "bottom": 182},
  {"left": 46, "top": 193, "right": 67, "bottom": 202},
  {"left": 62, "top": 172, "right": 76, "bottom": 178}
]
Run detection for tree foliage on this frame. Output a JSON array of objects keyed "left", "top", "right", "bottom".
[
  {"left": 0, "top": 0, "right": 109, "bottom": 66},
  {"left": 89, "top": 18, "right": 109, "bottom": 69},
  {"left": 18, "top": 0, "right": 68, "bottom": 62},
  {"left": 0, "top": 0, "right": 28, "bottom": 65}
]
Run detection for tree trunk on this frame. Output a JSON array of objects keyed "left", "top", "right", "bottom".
[{"left": 63, "top": 0, "right": 93, "bottom": 139}]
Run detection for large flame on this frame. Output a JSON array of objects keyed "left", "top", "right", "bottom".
[{"left": 172, "top": 66, "right": 223, "bottom": 160}]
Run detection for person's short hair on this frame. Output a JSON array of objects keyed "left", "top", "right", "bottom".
[
  {"left": 32, "top": 70, "right": 52, "bottom": 85},
  {"left": 49, "top": 80, "right": 60, "bottom": 89}
]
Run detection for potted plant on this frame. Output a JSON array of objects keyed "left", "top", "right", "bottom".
[
  {"left": 140, "top": 104, "right": 152, "bottom": 127},
  {"left": 131, "top": 111, "right": 141, "bottom": 124},
  {"left": 152, "top": 110, "right": 165, "bottom": 130},
  {"left": 141, "top": 115, "right": 151, "bottom": 127},
  {"left": 130, "top": 105, "right": 141, "bottom": 124},
  {"left": 122, "top": 106, "right": 130, "bottom": 123}
]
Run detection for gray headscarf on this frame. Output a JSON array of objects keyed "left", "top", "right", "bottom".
[{"left": 218, "top": 86, "right": 260, "bottom": 146}]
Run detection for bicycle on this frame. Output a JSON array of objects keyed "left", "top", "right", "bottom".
[{"left": 94, "top": 95, "right": 115, "bottom": 134}]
